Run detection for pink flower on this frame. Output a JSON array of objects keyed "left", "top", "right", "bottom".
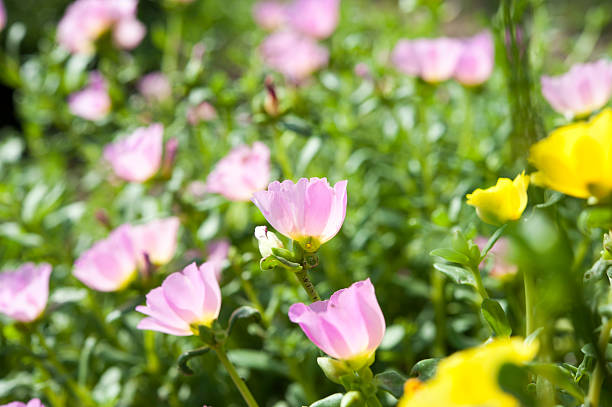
[
  {"left": 68, "top": 72, "right": 111, "bottom": 121},
  {"left": 136, "top": 262, "right": 222, "bottom": 336},
  {"left": 57, "top": 0, "right": 145, "bottom": 54},
  {"left": 253, "top": 1, "right": 288, "bottom": 31},
  {"left": 130, "top": 217, "right": 180, "bottom": 266},
  {"left": 541, "top": 60, "right": 612, "bottom": 118},
  {"left": 73, "top": 225, "right": 138, "bottom": 292},
  {"left": 474, "top": 237, "right": 518, "bottom": 278},
  {"left": 289, "top": 278, "right": 385, "bottom": 366},
  {"left": 454, "top": 31, "right": 494, "bottom": 86},
  {"left": 287, "top": 0, "right": 340, "bottom": 39},
  {"left": 207, "top": 239, "right": 230, "bottom": 281},
  {"left": 391, "top": 37, "right": 464, "bottom": 83},
  {"left": 1, "top": 399, "right": 45, "bottom": 407},
  {"left": 187, "top": 102, "right": 218, "bottom": 125},
  {"left": 252, "top": 177, "right": 347, "bottom": 252},
  {"left": 205, "top": 142, "right": 270, "bottom": 202},
  {"left": 0, "top": 263, "right": 52, "bottom": 323},
  {"left": 138, "top": 72, "right": 172, "bottom": 103},
  {"left": 112, "top": 17, "right": 146, "bottom": 50},
  {"left": 0, "top": 0, "right": 6, "bottom": 31},
  {"left": 260, "top": 30, "right": 329, "bottom": 83},
  {"left": 103, "top": 123, "right": 164, "bottom": 182}
]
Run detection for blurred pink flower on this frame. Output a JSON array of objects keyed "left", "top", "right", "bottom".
[
  {"left": 136, "top": 262, "right": 222, "bottom": 336},
  {"left": 391, "top": 37, "right": 464, "bottom": 83},
  {"left": 207, "top": 238, "right": 230, "bottom": 281},
  {"left": 252, "top": 177, "right": 347, "bottom": 252},
  {"left": 454, "top": 31, "right": 494, "bottom": 86},
  {"left": 68, "top": 72, "right": 111, "bottom": 121},
  {"left": 260, "top": 30, "right": 329, "bottom": 82},
  {"left": 112, "top": 17, "right": 146, "bottom": 49},
  {"left": 354, "top": 62, "right": 371, "bottom": 79},
  {"left": 1, "top": 399, "right": 46, "bottom": 407},
  {"left": 130, "top": 217, "right": 180, "bottom": 266},
  {"left": 206, "top": 142, "right": 270, "bottom": 202},
  {"left": 0, "top": 0, "right": 6, "bottom": 31},
  {"left": 253, "top": 1, "right": 288, "bottom": 31},
  {"left": 287, "top": 0, "right": 340, "bottom": 39},
  {"left": 73, "top": 225, "right": 138, "bottom": 292},
  {"left": 187, "top": 102, "right": 218, "bottom": 125},
  {"left": 474, "top": 236, "right": 518, "bottom": 278},
  {"left": 57, "top": 0, "right": 145, "bottom": 54},
  {"left": 138, "top": 72, "right": 172, "bottom": 103},
  {"left": 541, "top": 60, "right": 612, "bottom": 118},
  {"left": 0, "top": 263, "right": 52, "bottom": 323},
  {"left": 289, "top": 278, "right": 385, "bottom": 366},
  {"left": 103, "top": 123, "right": 164, "bottom": 182}
]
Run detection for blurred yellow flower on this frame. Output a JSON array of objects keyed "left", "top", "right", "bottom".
[
  {"left": 466, "top": 172, "right": 529, "bottom": 225},
  {"left": 529, "top": 108, "right": 612, "bottom": 201},
  {"left": 398, "top": 337, "right": 538, "bottom": 407}
]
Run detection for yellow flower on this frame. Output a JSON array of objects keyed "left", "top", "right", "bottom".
[
  {"left": 529, "top": 108, "right": 612, "bottom": 201},
  {"left": 466, "top": 172, "right": 529, "bottom": 225},
  {"left": 398, "top": 337, "right": 538, "bottom": 407}
]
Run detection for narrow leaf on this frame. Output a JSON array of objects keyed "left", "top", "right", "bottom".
[
  {"left": 481, "top": 299, "right": 512, "bottom": 337},
  {"left": 433, "top": 263, "right": 476, "bottom": 287}
]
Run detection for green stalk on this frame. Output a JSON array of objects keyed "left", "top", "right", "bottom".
[
  {"left": 471, "top": 265, "right": 489, "bottom": 302},
  {"left": 214, "top": 346, "right": 260, "bottom": 407},
  {"left": 273, "top": 125, "right": 294, "bottom": 180},
  {"left": 431, "top": 269, "right": 446, "bottom": 357},
  {"left": 294, "top": 268, "right": 321, "bottom": 302},
  {"left": 523, "top": 269, "right": 535, "bottom": 336},
  {"left": 586, "top": 319, "right": 612, "bottom": 407}
]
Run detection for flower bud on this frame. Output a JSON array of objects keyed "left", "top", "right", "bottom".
[
  {"left": 317, "top": 357, "right": 352, "bottom": 384},
  {"left": 254, "top": 226, "right": 284, "bottom": 258},
  {"left": 341, "top": 391, "right": 365, "bottom": 407},
  {"left": 466, "top": 172, "right": 529, "bottom": 226}
]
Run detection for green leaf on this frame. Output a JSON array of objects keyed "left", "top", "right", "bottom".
[
  {"left": 410, "top": 358, "right": 440, "bottom": 381},
  {"left": 429, "top": 248, "right": 471, "bottom": 265},
  {"left": 535, "top": 192, "right": 563, "bottom": 209},
  {"left": 341, "top": 391, "right": 365, "bottom": 407},
  {"left": 451, "top": 229, "right": 470, "bottom": 255},
  {"left": 375, "top": 370, "right": 407, "bottom": 398},
  {"left": 480, "top": 299, "right": 512, "bottom": 337},
  {"left": 433, "top": 263, "right": 476, "bottom": 287},
  {"left": 177, "top": 347, "right": 210, "bottom": 376},
  {"left": 309, "top": 393, "right": 343, "bottom": 407},
  {"left": 479, "top": 224, "right": 508, "bottom": 260},
  {"left": 527, "top": 362, "right": 584, "bottom": 402},
  {"left": 578, "top": 206, "right": 612, "bottom": 232},
  {"left": 227, "top": 306, "right": 261, "bottom": 336},
  {"left": 498, "top": 363, "right": 535, "bottom": 407}
]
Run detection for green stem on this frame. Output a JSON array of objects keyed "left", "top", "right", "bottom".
[
  {"left": 273, "top": 124, "right": 294, "bottom": 179},
  {"left": 587, "top": 319, "right": 612, "bottom": 407},
  {"left": 471, "top": 265, "right": 489, "bottom": 302},
  {"left": 431, "top": 270, "right": 446, "bottom": 357},
  {"left": 233, "top": 264, "right": 270, "bottom": 328},
  {"left": 162, "top": 7, "right": 183, "bottom": 75},
  {"left": 294, "top": 268, "right": 321, "bottom": 302},
  {"left": 214, "top": 346, "right": 260, "bottom": 407},
  {"left": 523, "top": 270, "right": 536, "bottom": 336}
]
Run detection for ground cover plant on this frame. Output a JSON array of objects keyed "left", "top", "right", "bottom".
[{"left": 0, "top": 0, "right": 612, "bottom": 406}]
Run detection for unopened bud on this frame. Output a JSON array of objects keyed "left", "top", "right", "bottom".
[
  {"left": 264, "top": 77, "right": 279, "bottom": 117},
  {"left": 162, "top": 137, "right": 179, "bottom": 178},
  {"left": 254, "top": 226, "right": 283, "bottom": 257}
]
